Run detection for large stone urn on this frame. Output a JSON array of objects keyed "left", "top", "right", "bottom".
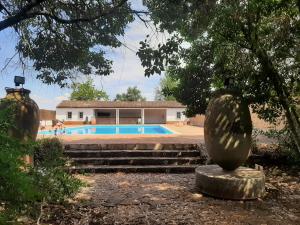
[
  {"left": 204, "top": 89, "right": 252, "bottom": 170},
  {"left": 196, "top": 87, "right": 265, "bottom": 200},
  {"left": 0, "top": 88, "right": 40, "bottom": 142}
]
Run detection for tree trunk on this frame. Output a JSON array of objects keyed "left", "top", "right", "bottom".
[{"left": 254, "top": 47, "right": 300, "bottom": 156}]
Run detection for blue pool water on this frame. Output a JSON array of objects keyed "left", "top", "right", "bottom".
[{"left": 39, "top": 125, "right": 173, "bottom": 135}]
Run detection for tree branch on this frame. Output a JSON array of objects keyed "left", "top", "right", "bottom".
[
  {"left": 0, "top": 0, "right": 129, "bottom": 31},
  {"left": 132, "top": 10, "right": 151, "bottom": 27},
  {"left": 0, "top": 2, "right": 11, "bottom": 16},
  {"left": 0, "top": 0, "right": 46, "bottom": 31},
  {"left": 33, "top": 11, "right": 103, "bottom": 24},
  {"left": 0, "top": 51, "right": 18, "bottom": 73},
  {"left": 28, "top": 0, "right": 128, "bottom": 25}
]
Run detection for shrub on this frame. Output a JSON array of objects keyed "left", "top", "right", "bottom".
[
  {"left": 0, "top": 102, "right": 38, "bottom": 224},
  {"left": 257, "top": 126, "right": 300, "bottom": 164},
  {"left": 33, "top": 138, "right": 83, "bottom": 203},
  {"left": 0, "top": 102, "right": 82, "bottom": 224},
  {"left": 34, "top": 138, "right": 65, "bottom": 168}
]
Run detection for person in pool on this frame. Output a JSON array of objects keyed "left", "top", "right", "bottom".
[{"left": 50, "top": 120, "right": 64, "bottom": 135}]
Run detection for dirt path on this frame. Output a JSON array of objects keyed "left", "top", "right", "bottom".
[{"left": 43, "top": 167, "right": 300, "bottom": 225}]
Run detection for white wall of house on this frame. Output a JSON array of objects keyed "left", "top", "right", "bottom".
[
  {"left": 56, "top": 108, "right": 94, "bottom": 121},
  {"left": 56, "top": 107, "right": 187, "bottom": 123},
  {"left": 166, "top": 108, "right": 186, "bottom": 122}
]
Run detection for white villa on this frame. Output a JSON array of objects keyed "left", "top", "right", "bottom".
[{"left": 55, "top": 101, "right": 187, "bottom": 125}]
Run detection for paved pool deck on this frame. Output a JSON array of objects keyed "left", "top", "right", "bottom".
[{"left": 38, "top": 124, "right": 273, "bottom": 145}]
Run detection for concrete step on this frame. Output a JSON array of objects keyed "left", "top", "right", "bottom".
[
  {"left": 65, "top": 149, "right": 201, "bottom": 158},
  {"left": 64, "top": 143, "right": 204, "bottom": 173},
  {"left": 65, "top": 143, "right": 200, "bottom": 150},
  {"left": 70, "top": 157, "right": 203, "bottom": 165},
  {"left": 69, "top": 165, "right": 199, "bottom": 173}
]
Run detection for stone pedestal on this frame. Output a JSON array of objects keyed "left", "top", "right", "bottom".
[{"left": 195, "top": 165, "right": 265, "bottom": 200}]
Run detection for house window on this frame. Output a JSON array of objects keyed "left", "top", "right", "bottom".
[
  {"left": 79, "top": 112, "right": 83, "bottom": 119},
  {"left": 176, "top": 112, "right": 182, "bottom": 119},
  {"left": 67, "top": 112, "right": 72, "bottom": 119}
]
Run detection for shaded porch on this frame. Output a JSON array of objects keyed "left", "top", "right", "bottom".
[
  {"left": 94, "top": 109, "right": 116, "bottom": 124},
  {"left": 93, "top": 108, "right": 167, "bottom": 125}
]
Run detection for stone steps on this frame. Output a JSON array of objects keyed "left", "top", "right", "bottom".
[
  {"left": 65, "top": 144, "right": 205, "bottom": 173},
  {"left": 71, "top": 157, "right": 203, "bottom": 166},
  {"left": 65, "top": 149, "right": 201, "bottom": 158},
  {"left": 65, "top": 143, "right": 200, "bottom": 150},
  {"left": 68, "top": 165, "right": 199, "bottom": 173}
]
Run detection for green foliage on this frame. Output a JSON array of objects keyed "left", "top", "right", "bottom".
[
  {"left": 70, "top": 78, "right": 109, "bottom": 101},
  {"left": 139, "top": 0, "right": 300, "bottom": 154},
  {"left": 33, "top": 168, "right": 82, "bottom": 204},
  {"left": 33, "top": 138, "right": 83, "bottom": 203},
  {"left": 0, "top": 99, "right": 16, "bottom": 132},
  {"left": 154, "top": 87, "right": 164, "bottom": 101},
  {"left": 34, "top": 138, "right": 65, "bottom": 168},
  {"left": 138, "top": 35, "right": 182, "bottom": 76},
  {"left": 0, "top": 100, "right": 38, "bottom": 223},
  {"left": 150, "top": 38, "right": 213, "bottom": 115},
  {"left": 115, "top": 86, "right": 146, "bottom": 101},
  {"left": 139, "top": 0, "right": 299, "bottom": 115},
  {"left": 0, "top": 1, "right": 137, "bottom": 87},
  {"left": 155, "top": 74, "right": 178, "bottom": 101},
  {"left": 0, "top": 102, "right": 82, "bottom": 223},
  {"left": 256, "top": 127, "right": 300, "bottom": 164},
  {"left": 0, "top": 137, "right": 37, "bottom": 223}
]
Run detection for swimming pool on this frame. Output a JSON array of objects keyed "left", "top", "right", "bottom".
[{"left": 38, "top": 125, "right": 173, "bottom": 135}]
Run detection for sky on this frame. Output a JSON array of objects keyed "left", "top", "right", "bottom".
[{"left": 0, "top": 1, "right": 167, "bottom": 110}]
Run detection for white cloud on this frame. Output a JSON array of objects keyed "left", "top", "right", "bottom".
[
  {"left": 31, "top": 93, "right": 69, "bottom": 110},
  {"left": 55, "top": 93, "right": 70, "bottom": 101},
  {"left": 92, "top": 19, "right": 169, "bottom": 100}
]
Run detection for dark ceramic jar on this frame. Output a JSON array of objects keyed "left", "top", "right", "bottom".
[
  {"left": 204, "top": 89, "right": 252, "bottom": 170},
  {"left": 0, "top": 88, "right": 40, "bottom": 141}
]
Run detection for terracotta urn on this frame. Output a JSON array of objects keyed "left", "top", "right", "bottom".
[
  {"left": 0, "top": 88, "right": 40, "bottom": 142},
  {"left": 204, "top": 89, "right": 252, "bottom": 170}
]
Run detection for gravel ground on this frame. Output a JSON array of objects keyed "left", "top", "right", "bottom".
[{"left": 42, "top": 167, "right": 300, "bottom": 225}]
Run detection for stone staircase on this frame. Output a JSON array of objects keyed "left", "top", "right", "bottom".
[{"left": 64, "top": 143, "right": 206, "bottom": 173}]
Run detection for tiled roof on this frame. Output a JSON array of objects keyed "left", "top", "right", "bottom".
[{"left": 57, "top": 100, "right": 186, "bottom": 109}]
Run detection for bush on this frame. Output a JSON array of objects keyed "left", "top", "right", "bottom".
[
  {"left": 0, "top": 100, "right": 38, "bottom": 223},
  {"left": 33, "top": 138, "right": 83, "bottom": 203},
  {"left": 0, "top": 136, "right": 38, "bottom": 224},
  {"left": 256, "top": 126, "right": 300, "bottom": 164},
  {"left": 0, "top": 102, "right": 82, "bottom": 224},
  {"left": 34, "top": 138, "right": 65, "bottom": 168}
]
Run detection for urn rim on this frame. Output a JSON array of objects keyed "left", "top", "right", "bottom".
[{"left": 5, "top": 87, "right": 31, "bottom": 95}]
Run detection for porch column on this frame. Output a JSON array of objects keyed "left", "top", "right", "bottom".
[
  {"left": 141, "top": 108, "right": 145, "bottom": 124},
  {"left": 116, "top": 109, "right": 119, "bottom": 124},
  {"left": 92, "top": 109, "right": 96, "bottom": 125}
]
